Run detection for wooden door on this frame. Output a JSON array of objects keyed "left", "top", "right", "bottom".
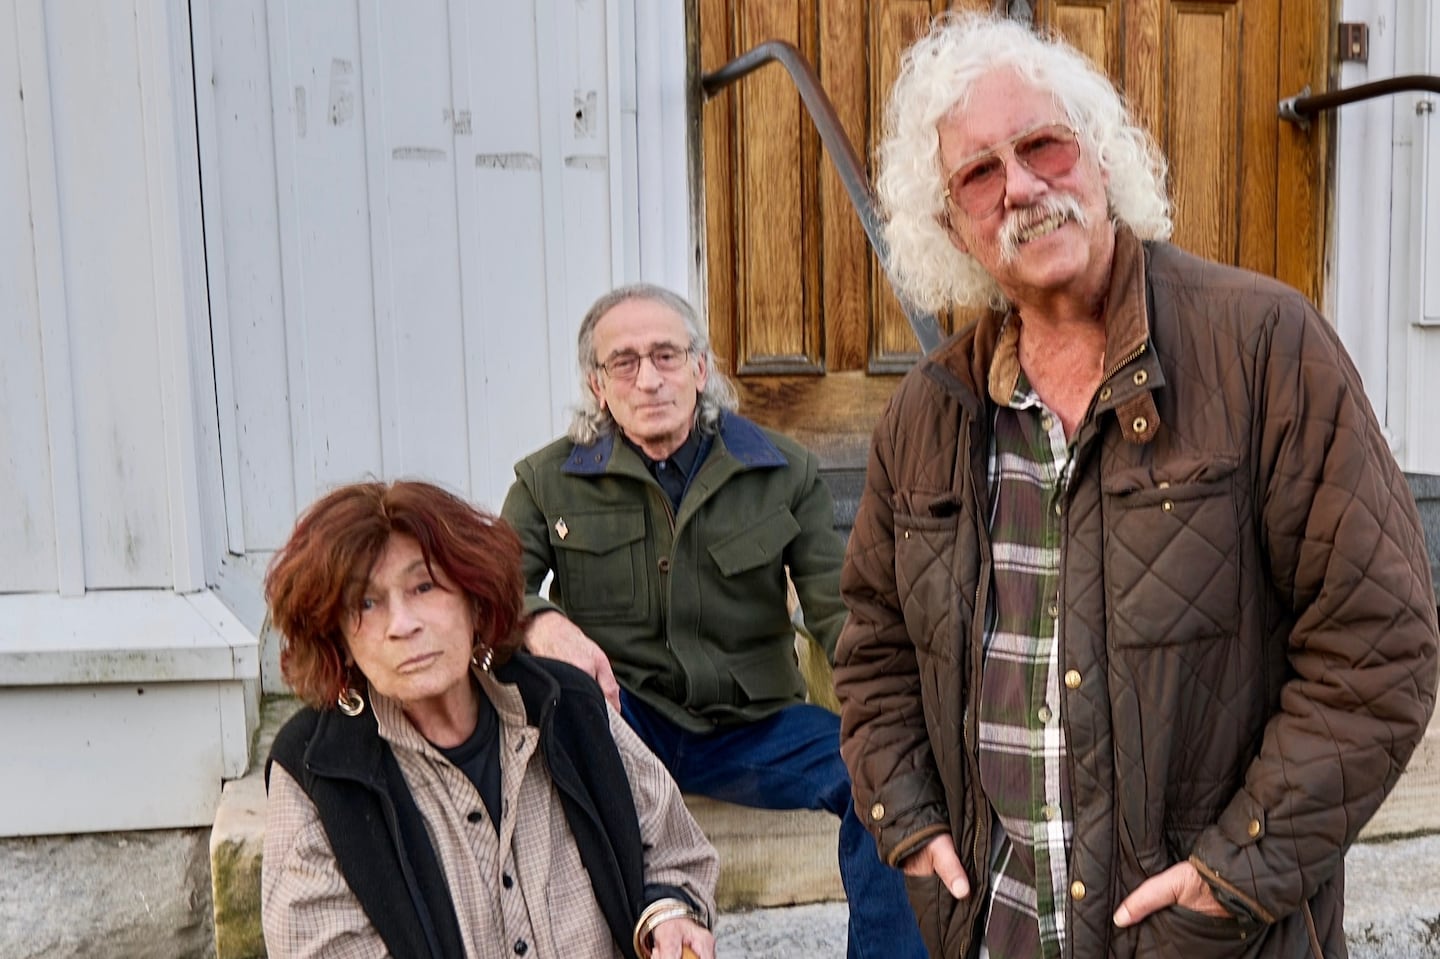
[{"left": 697, "top": 0, "right": 1330, "bottom": 466}]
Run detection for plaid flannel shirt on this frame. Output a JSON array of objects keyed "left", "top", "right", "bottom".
[{"left": 977, "top": 320, "right": 1075, "bottom": 959}]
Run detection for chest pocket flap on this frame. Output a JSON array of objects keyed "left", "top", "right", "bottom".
[
  {"left": 707, "top": 507, "right": 801, "bottom": 577},
  {"left": 547, "top": 507, "right": 646, "bottom": 553},
  {"left": 548, "top": 507, "right": 649, "bottom": 622}
]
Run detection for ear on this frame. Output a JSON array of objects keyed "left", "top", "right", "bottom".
[
  {"left": 587, "top": 371, "right": 606, "bottom": 410},
  {"left": 693, "top": 351, "right": 709, "bottom": 393},
  {"left": 942, "top": 210, "right": 970, "bottom": 255}
]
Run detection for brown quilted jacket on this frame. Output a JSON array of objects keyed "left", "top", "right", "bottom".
[{"left": 835, "top": 228, "right": 1439, "bottom": 958}]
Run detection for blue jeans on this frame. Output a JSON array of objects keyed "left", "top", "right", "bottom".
[{"left": 621, "top": 693, "right": 927, "bottom": 959}]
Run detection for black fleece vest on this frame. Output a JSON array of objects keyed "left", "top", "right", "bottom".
[{"left": 267, "top": 653, "right": 677, "bottom": 959}]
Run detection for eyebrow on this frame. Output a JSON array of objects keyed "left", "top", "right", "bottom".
[
  {"left": 601, "top": 340, "right": 687, "bottom": 360},
  {"left": 352, "top": 557, "right": 433, "bottom": 594}
]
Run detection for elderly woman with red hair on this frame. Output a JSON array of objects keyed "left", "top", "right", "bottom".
[{"left": 261, "top": 480, "right": 717, "bottom": 959}]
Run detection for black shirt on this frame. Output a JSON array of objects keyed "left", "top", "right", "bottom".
[
  {"left": 621, "top": 428, "right": 711, "bottom": 511},
  {"left": 435, "top": 688, "right": 502, "bottom": 835}
]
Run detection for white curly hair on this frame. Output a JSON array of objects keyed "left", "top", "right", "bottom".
[{"left": 876, "top": 12, "right": 1172, "bottom": 313}]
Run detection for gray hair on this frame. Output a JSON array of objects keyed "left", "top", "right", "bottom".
[
  {"left": 876, "top": 12, "right": 1172, "bottom": 313},
  {"left": 568, "top": 283, "right": 739, "bottom": 445}
]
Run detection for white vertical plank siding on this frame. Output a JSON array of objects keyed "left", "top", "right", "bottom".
[
  {"left": 1401, "top": 4, "right": 1440, "bottom": 473},
  {"left": 136, "top": 0, "right": 215, "bottom": 592},
  {"left": 355, "top": 0, "right": 401, "bottom": 480},
  {"left": 267, "top": 0, "right": 383, "bottom": 511},
  {"left": 12, "top": 0, "right": 82, "bottom": 595},
  {"left": 462, "top": 0, "right": 563, "bottom": 506},
  {"left": 206, "top": 0, "right": 296, "bottom": 552},
  {"left": 369, "top": 1, "right": 470, "bottom": 489},
  {"left": 0, "top": 0, "right": 59, "bottom": 593},
  {"left": 45, "top": 1, "right": 171, "bottom": 588},
  {"left": 1330, "top": 0, "right": 1395, "bottom": 438},
  {"left": 534, "top": 0, "right": 585, "bottom": 450},
  {"left": 609, "top": 0, "right": 635, "bottom": 284},
  {"left": 189, "top": 0, "right": 248, "bottom": 555},
  {"left": 201, "top": 0, "right": 628, "bottom": 535},
  {"left": 557, "top": 0, "right": 616, "bottom": 321}
]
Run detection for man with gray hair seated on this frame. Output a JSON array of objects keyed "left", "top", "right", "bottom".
[
  {"left": 501, "top": 283, "right": 926, "bottom": 959},
  {"left": 835, "top": 10, "right": 1438, "bottom": 959}
]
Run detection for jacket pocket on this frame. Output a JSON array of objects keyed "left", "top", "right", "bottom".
[
  {"left": 729, "top": 644, "right": 805, "bottom": 706},
  {"left": 1103, "top": 455, "right": 1241, "bottom": 646},
  {"left": 1136, "top": 903, "right": 1267, "bottom": 959},
  {"left": 550, "top": 507, "right": 650, "bottom": 623},
  {"left": 892, "top": 490, "right": 965, "bottom": 659},
  {"left": 707, "top": 506, "right": 800, "bottom": 576}
]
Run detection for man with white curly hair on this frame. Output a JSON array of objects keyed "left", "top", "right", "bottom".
[{"left": 835, "top": 11, "right": 1437, "bottom": 959}]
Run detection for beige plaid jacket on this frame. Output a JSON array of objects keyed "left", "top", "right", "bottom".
[{"left": 262, "top": 669, "right": 718, "bottom": 958}]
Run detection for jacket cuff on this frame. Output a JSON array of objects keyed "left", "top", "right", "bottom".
[
  {"left": 1188, "top": 854, "right": 1275, "bottom": 925},
  {"left": 859, "top": 768, "right": 951, "bottom": 866},
  {"left": 523, "top": 594, "right": 562, "bottom": 619}
]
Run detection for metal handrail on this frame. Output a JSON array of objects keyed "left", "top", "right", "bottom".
[
  {"left": 1279, "top": 75, "right": 1440, "bottom": 129},
  {"left": 702, "top": 40, "right": 944, "bottom": 355}
]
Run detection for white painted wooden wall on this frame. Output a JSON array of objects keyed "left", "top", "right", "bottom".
[
  {"left": 0, "top": 0, "right": 252, "bottom": 836},
  {"left": 1331, "top": 0, "right": 1440, "bottom": 475},
  {"left": 200, "top": 0, "right": 643, "bottom": 558},
  {"left": 0, "top": 0, "right": 222, "bottom": 596}
]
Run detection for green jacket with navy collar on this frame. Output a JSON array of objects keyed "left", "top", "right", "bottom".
[{"left": 501, "top": 412, "right": 846, "bottom": 732}]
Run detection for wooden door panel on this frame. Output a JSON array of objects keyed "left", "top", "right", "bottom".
[
  {"left": 1166, "top": 3, "right": 1242, "bottom": 264},
  {"left": 1050, "top": 1, "right": 1121, "bottom": 79},
  {"left": 733, "top": 0, "right": 817, "bottom": 372}
]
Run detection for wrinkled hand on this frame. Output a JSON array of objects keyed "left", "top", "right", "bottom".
[
  {"left": 524, "top": 611, "right": 621, "bottom": 711},
  {"left": 1113, "top": 860, "right": 1231, "bottom": 927},
  {"left": 901, "top": 833, "right": 971, "bottom": 900},
  {"left": 650, "top": 916, "right": 714, "bottom": 959}
]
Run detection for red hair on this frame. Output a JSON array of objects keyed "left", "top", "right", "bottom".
[{"left": 265, "top": 480, "right": 525, "bottom": 708}]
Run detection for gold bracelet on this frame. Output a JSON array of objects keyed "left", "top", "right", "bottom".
[
  {"left": 638, "top": 907, "right": 694, "bottom": 957},
  {"left": 632, "top": 899, "right": 697, "bottom": 959}
]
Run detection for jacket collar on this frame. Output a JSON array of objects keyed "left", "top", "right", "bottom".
[
  {"left": 922, "top": 225, "right": 1163, "bottom": 445},
  {"left": 560, "top": 411, "right": 787, "bottom": 478}
]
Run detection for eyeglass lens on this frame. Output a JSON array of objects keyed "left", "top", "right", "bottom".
[{"left": 947, "top": 125, "right": 1080, "bottom": 217}]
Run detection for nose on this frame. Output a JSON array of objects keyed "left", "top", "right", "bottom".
[
  {"left": 1002, "top": 152, "right": 1048, "bottom": 208},
  {"left": 385, "top": 596, "right": 421, "bottom": 639},
  {"left": 633, "top": 354, "right": 665, "bottom": 389}
]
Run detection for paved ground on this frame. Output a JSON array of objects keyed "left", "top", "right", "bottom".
[{"left": 715, "top": 833, "right": 1440, "bottom": 958}]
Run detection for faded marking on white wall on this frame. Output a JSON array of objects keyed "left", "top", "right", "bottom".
[
  {"left": 327, "top": 58, "right": 353, "bottom": 126},
  {"left": 294, "top": 86, "right": 307, "bottom": 137},
  {"left": 573, "top": 89, "right": 597, "bottom": 136},
  {"left": 393, "top": 146, "right": 446, "bottom": 162},
  {"left": 565, "top": 154, "right": 605, "bottom": 170},
  {"left": 476, "top": 152, "right": 540, "bottom": 170},
  {"left": 443, "top": 107, "right": 472, "bottom": 135}
]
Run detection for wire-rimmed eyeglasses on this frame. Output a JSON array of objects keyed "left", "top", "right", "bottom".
[{"left": 597, "top": 345, "right": 694, "bottom": 381}]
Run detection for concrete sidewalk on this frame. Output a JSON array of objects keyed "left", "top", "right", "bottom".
[{"left": 715, "top": 833, "right": 1440, "bottom": 958}]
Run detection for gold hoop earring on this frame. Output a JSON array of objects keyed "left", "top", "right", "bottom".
[{"left": 337, "top": 687, "right": 365, "bottom": 716}]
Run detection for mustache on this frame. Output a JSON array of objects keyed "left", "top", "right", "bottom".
[{"left": 998, "top": 194, "right": 1088, "bottom": 263}]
